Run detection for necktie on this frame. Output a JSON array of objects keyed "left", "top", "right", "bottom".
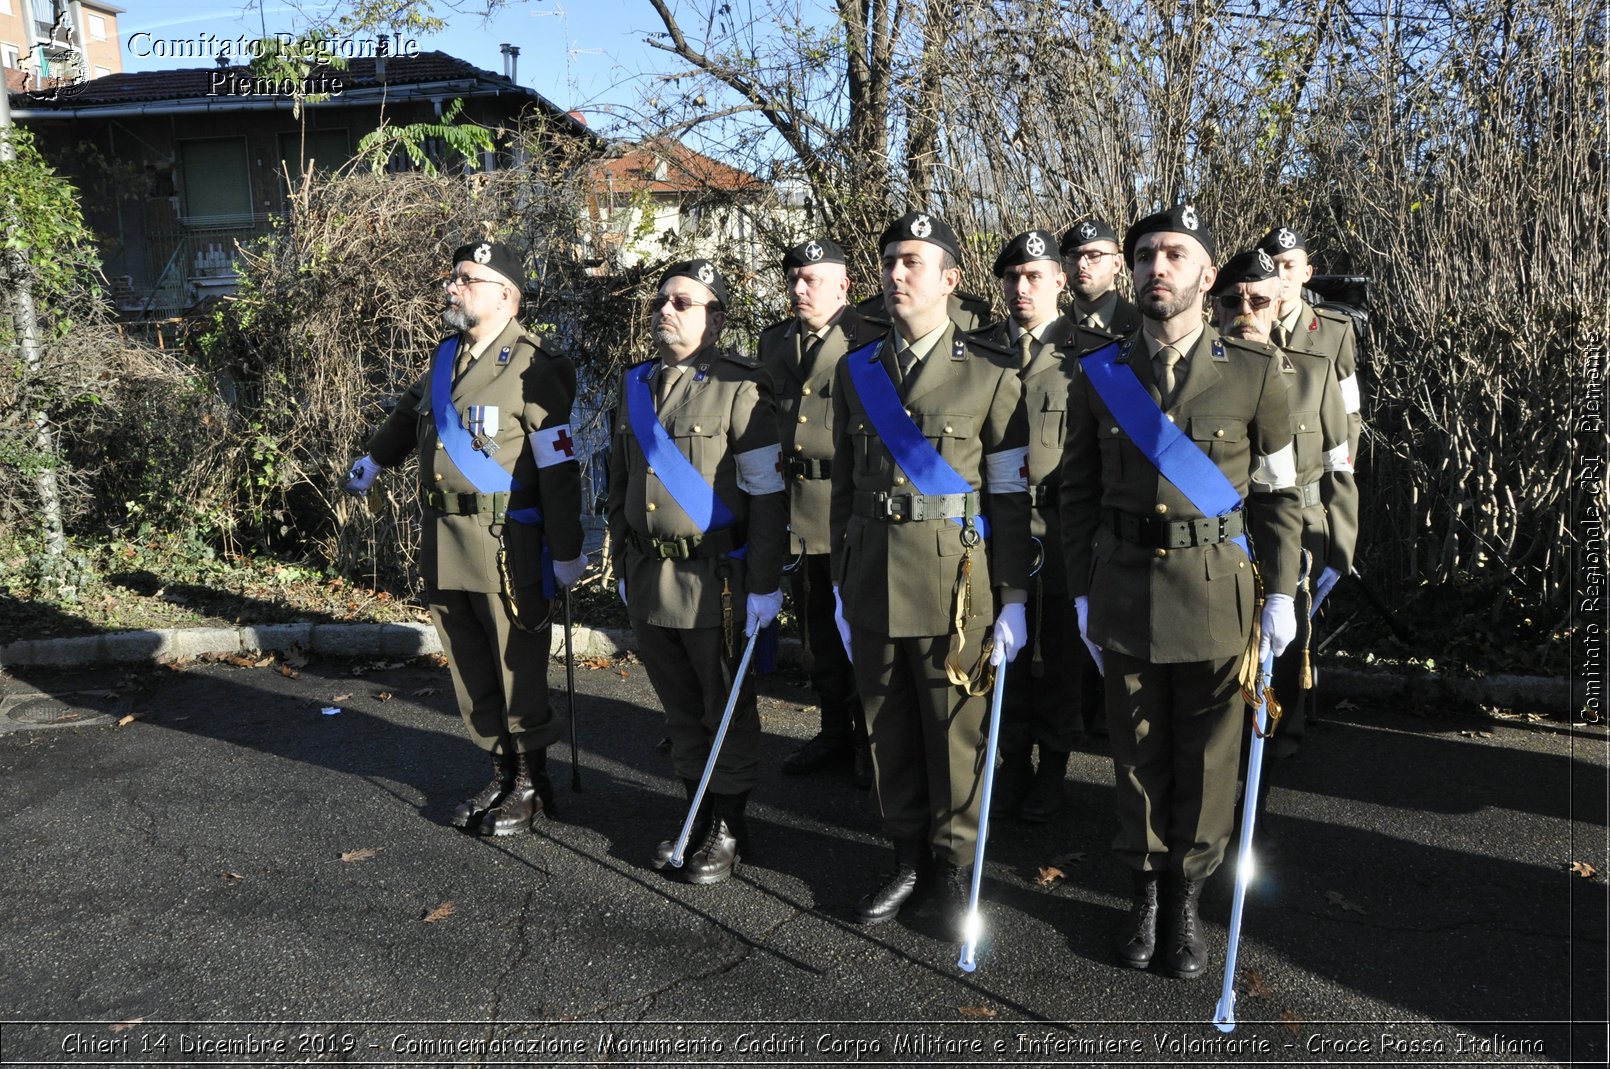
[
  {"left": 799, "top": 332, "right": 821, "bottom": 382},
  {"left": 897, "top": 346, "right": 918, "bottom": 382},
  {"left": 1019, "top": 332, "right": 1034, "bottom": 369},
  {"left": 1272, "top": 323, "right": 1290, "bottom": 348},
  {"left": 1080, "top": 313, "right": 1099, "bottom": 330},
  {"left": 1156, "top": 345, "right": 1183, "bottom": 407},
  {"left": 657, "top": 366, "right": 677, "bottom": 409},
  {"left": 454, "top": 342, "right": 475, "bottom": 380}
]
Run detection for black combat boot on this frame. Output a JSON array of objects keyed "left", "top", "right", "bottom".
[
  {"left": 684, "top": 792, "right": 744, "bottom": 885},
  {"left": 1018, "top": 749, "right": 1069, "bottom": 823},
  {"left": 855, "top": 838, "right": 928, "bottom": 924},
  {"left": 479, "top": 749, "right": 550, "bottom": 836},
  {"left": 1161, "top": 874, "right": 1208, "bottom": 980},
  {"left": 1115, "top": 870, "right": 1160, "bottom": 969},
  {"left": 450, "top": 750, "right": 513, "bottom": 830},
  {"left": 654, "top": 780, "right": 705, "bottom": 868},
  {"left": 991, "top": 746, "right": 1035, "bottom": 818}
]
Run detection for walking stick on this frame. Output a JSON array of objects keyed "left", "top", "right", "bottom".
[
  {"left": 665, "top": 627, "right": 760, "bottom": 868},
  {"left": 957, "top": 659, "right": 1008, "bottom": 973},
  {"left": 1213, "top": 649, "right": 1278, "bottom": 1032},
  {"left": 564, "top": 587, "right": 580, "bottom": 792}
]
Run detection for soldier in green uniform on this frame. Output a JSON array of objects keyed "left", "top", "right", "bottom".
[
  {"left": 1257, "top": 226, "right": 1364, "bottom": 755},
  {"left": 756, "top": 238, "right": 879, "bottom": 788},
  {"left": 607, "top": 259, "right": 788, "bottom": 885},
  {"left": 853, "top": 288, "right": 994, "bottom": 333},
  {"left": 348, "top": 240, "right": 587, "bottom": 837},
  {"left": 829, "top": 211, "right": 1032, "bottom": 939},
  {"left": 1061, "top": 217, "right": 1142, "bottom": 337},
  {"left": 970, "top": 229, "right": 1111, "bottom": 823},
  {"left": 1058, "top": 206, "right": 1302, "bottom": 979}
]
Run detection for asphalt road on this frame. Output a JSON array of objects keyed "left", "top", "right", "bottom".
[{"left": 0, "top": 651, "right": 1604, "bottom": 1067}]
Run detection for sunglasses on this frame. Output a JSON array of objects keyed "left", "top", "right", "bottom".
[
  {"left": 652, "top": 294, "right": 712, "bottom": 312},
  {"left": 1214, "top": 293, "right": 1273, "bottom": 311}
]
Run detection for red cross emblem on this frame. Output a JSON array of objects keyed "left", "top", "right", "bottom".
[
  {"left": 774, "top": 451, "right": 784, "bottom": 473},
  {"left": 552, "top": 429, "right": 575, "bottom": 457},
  {"left": 1019, "top": 458, "right": 1030, "bottom": 479}
]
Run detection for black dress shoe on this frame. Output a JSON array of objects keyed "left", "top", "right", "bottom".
[
  {"left": 450, "top": 752, "right": 512, "bottom": 829},
  {"left": 781, "top": 733, "right": 853, "bottom": 775},
  {"left": 1161, "top": 875, "right": 1208, "bottom": 980},
  {"left": 855, "top": 838, "right": 928, "bottom": 923},
  {"left": 480, "top": 751, "right": 549, "bottom": 836},
  {"left": 684, "top": 818, "right": 740, "bottom": 884},
  {"left": 1115, "top": 871, "right": 1159, "bottom": 969}
]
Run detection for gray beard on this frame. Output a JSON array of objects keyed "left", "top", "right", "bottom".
[{"left": 442, "top": 304, "right": 478, "bottom": 333}]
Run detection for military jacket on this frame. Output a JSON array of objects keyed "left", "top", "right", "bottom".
[
  {"left": 1070, "top": 291, "right": 1142, "bottom": 338},
  {"left": 1284, "top": 299, "right": 1362, "bottom": 460},
  {"left": 829, "top": 322, "right": 1032, "bottom": 638},
  {"left": 970, "top": 315, "right": 1117, "bottom": 592},
  {"left": 1274, "top": 338, "right": 1359, "bottom": 575},
  {"left": 1058, "top": 325, "right": 1303, "bottom": 663},
  {"left": 756, "top": 306, "right": 882, "bottom": 557},
  {"left": 855, "top": 290, "right": 993, "bottom": 334},
  {"left": 367, "top": 319, "right": 583, "bottom": 597},
  {"left": 606, "top": 345, "right": 787, "bottom": 630}
]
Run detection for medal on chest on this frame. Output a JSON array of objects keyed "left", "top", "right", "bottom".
[{"left": 465, "top": 404, "right": 501, "bottom": 455}]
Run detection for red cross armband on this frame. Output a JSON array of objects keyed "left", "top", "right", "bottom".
[
  {"left": 530, "top": 424, "right": 578, "bottom": 468},
  {"left": 983, "top": 446, "right": 1030, "bottom": 494},
  {"left": 735, "top": 444, "right": 786, "bottom": 495}
]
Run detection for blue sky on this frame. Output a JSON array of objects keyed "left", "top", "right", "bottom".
[{"left": 117, "top": 1, "right": 675, "bottom": 125}]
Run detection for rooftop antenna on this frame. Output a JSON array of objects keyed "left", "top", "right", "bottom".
[{"left": 531, "top": 1, "right": 601, "bottom": 107}]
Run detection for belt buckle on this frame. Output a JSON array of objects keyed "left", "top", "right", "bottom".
[
  {"left": 884, "top": 494, "right": 908, "bottom": 522},
  {"left": 656, "top": 538, "right": 688, "bottom": 561}
]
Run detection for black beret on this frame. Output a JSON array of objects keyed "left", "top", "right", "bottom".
[
  {"left": 879, "top": 210, "right": 962, "bottom": 264},
  {"left": 783, "top": 238, "right": 846, "bottom": 271},
  {"left": 1210, "top": 248, "right": 1279, "bottom": 296},
  {"left": 451, "top": 240, "right": 525, "bottom": 294},
  {"left": 1122, "top": 204, "right": 1215, "bottom": 267},
  {"left": 992, "top": 229, "right": 1061, "bottom": 276},
  {"left": 1060, "top": 217, "right": 1119, "bottom": 255},
  {"left": 1258, "top": 226, "right": 1308, "bottom": 256},
  {"left": 658, "top": 259, "right": 729, "bottom": 307}
]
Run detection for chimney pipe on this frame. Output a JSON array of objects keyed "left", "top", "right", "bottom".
[{"left": 507, "top": 45, "right": 520, "bottom": 84}]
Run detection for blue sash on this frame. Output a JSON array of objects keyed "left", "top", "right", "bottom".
[
  {"left": 624, "top": 360, "right": 746, "bottom": 557},
  {"left": 845, "top": 339, "right": 989, "bottom": 538},
  {"left": 1081, "top": 340, "right": 1250, "bottom": 558},
  {"left": 429, "top": 337, "right": 554, "bottom": 593}
]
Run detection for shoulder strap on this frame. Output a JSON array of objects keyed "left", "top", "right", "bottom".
[
  {"left": 624, "top": 360, "right": 737, "bottom": 533},
  {"left": 1080, "top": 340, "right": 1249, "bottom": 558},
  {"left": 845, "top": 339, "right": 989, "bottom": 538}
]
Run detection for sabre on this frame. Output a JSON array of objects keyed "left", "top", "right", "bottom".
[
  {"left": 1212, "top": 649, "right": 1278, "bottom": 1032},
  {"left": 957, "top": 660, "right": 1008, "bottom": 973},
  {"left": 564, "top": 587, "right": 581, "bottom": 792},
  {"left": 958, "top": 539, "right": 1040, "bottom": 973},
  {"left": 665, "top": 627, "right": 760, "bottom": 868}
]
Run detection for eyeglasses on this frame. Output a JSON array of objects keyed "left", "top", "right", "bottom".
[
  {"left": 1069, "top": 250, "right": 1118, "bottom": 264},
  {"left": 1214, "top": 292, "right": 1273, "bottom": 311},
  {"left": 442, "top": 273, "right": 505, "bottom": 290},
  {"left": 652, "top": 294, "right": 712, "bottom": 312}
]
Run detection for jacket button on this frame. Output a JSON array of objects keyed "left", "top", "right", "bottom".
[
  {"left": 1215, "top": 429, "right": 1225, "bottom": 438},
  {"left": 436, "top": 441, "right": 444, "bottom": 450},
  {"left": 794, "top": 443, "right": 804, "bottom": 453},
  {"left": 894, "top": 476, "right": 907, "bottom": 486},
  {"left": 1154, "top": 503, "right": 1167, "bottom": 515},
  {"left": 434, "top": 473, "right": 444, "bottom": 482},
  {"left": 802, "top": 386, "right": 812, "bottom": 396},
  {"left": 1298, "top": 422, "right": 1307, "bottom": 431},
  {"left": 1239, "top": 561, "right": 1246, "bottom": 569},
  {"left": 798, "top": 415, "right": 807, "bottom": 424},
  {"left": 646, "top": 502, "right": 657, "bottom": 512},
  {"left": 796, "top": 474, "right": 806, "bottom": 482},
  {"left": 1154, "top": 548, "right": 1167, "bottom": 558},
  {"left": 1167, "top": 414, "right": 1176, "bottom": 423},
  {"left": 692, "top": 425, "right": 702, "bottom": 433},
  {"left": 1109, "top": 426, "right": 1120, "bottom": 435},
  {"left": 943, "top": 425, "right": 953, "bottom": 433},
  {"left": 646, "top": 466, "right": 655, "bottom": 476}
]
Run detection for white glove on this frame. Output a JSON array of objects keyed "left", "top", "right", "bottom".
[
  {"left": 990, "top": 602, "right": 1027, "bottom": 666},
  {"left": 1314, "top": 565, "right": 1342, "bottom": 607},
  {"left": 745, "top": 589, "right": 784, "bottom": 636},
  {"left": 617, "top": 579, "right": 627, "bottom": 607},
  {"left": 1259, "top": 593, "right": 1297, "bottom": 659},
  {"left": 344, "top": 455, "right": 380, "bottom": 495},
  {"left": 553, "top": 553, "right": 589, "bottom": 589},
  {"left": 832, "top": 584, "right": 853, "bottom": 662},
  {"left": 1075, "top": 595, "right": 1104, "bottom": 675}
]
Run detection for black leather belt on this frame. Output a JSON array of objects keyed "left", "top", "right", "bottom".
[
  {"left": 853, "top": 490, "right": 980, "bottom": 523},
  {"left": 1298, "top": 481, "right": 1322, "bottom": 508},
  {"left": 784, "top": 457, "right": 832, "bottom": 480},
  {"left": 627, "top": 525, "right": 744, "bottom": 561},
  {"left": 1104, "top": 506, "right": 1245, "bottom": 549},
  {"left": 427, "top": 489, "right": 517, "bottom": 520},
  {"left": 1027, "top": 483, "right": 1058, "bottom": 509}
]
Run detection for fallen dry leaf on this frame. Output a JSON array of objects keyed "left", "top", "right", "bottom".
[
  {"left": 54, "top": 711, "right": 83, "bottom": 723},
  {"left": 1035, "top": 866, "right": 1066, "bottom": 887},
  {"left": 339, "top": 848, "right": 381, "bottom": 863},
  {"left": 1244, "top": 968, "right": 1271, "bottom": 999},
  {"left": 1570, "top": 860, "right": 1597, "bottom": 878},
  {"left": 1325, "top": 890, "right": 1366, "bottom": 914},
  {"left": 116, "top": 714, "right": 136, "bottom": 728},
  {"left": 423, "top": 900, "right": 456, "bottom": 923},
  {"left": 278, "top": 664, "right": 301, "bottom": 680},
  {"left": 218, "top": 871, "right": 245, "bottom": 881},
  {"left": 579, "top": 656, "right": 612, "bottom": 670},
  {"left": 331, "top": 693, "right": 353, "bottom": 702},
  {"left": 1279, "top": 1010, "right": 1304, "bottom": 1036},
  {"left": 618, "top": 670, "right": 629, "bottom": 680},
  {"left": 375, "top": 691, "right": 394, "bottom": 702},
  {"left": 108, "top": 1017, "right": 144, "bottom": 1033},
  {"left": 957, "top": 1005, "right": 997, "bottom": 1019}
]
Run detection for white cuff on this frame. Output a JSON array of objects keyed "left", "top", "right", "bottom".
[
  {"left": 736, "top": 445, "right": 785, "bottom": 494},
  {"left": 984, "top": 446, "right": 1029, "bottom": 493},
  {"left": 1338, "top": 374, "right": 1361, "bottom": 415},
  {"left": 1251, "top": 441, "right": 1297, "bottom": 491},
  {"left": 529, "top": 423, "right": 578, "bottom": 468},
  {"left": 1323, "top": 441, "right": 1353, "bottom": 473}
]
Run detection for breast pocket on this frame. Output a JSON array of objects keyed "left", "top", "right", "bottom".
[
  {"left": 666, "top": 413, "right": 727, "bottom": 474},
  {"left": 1097, "top": 421, "right": 1127, "bottom": 483},
  {"left": 1039, "top": 394, "right": 1067, "bottom": 449},
  {"left": 920, "top": 413, "right": 975, "bottom": 463},
  {"left": 1188, "top": 415, "right": 1247, "bottom": 464},
  {"left": 849, "top": 418, "right": 888, "bottom": 479},
  {"left": 1290, "top": 409, "right": 1321, "bottom": 474}
]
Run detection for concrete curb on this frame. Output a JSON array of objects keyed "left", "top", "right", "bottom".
[{"left": 0, "top": 622, "right": 1577, "bottom": 714}]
